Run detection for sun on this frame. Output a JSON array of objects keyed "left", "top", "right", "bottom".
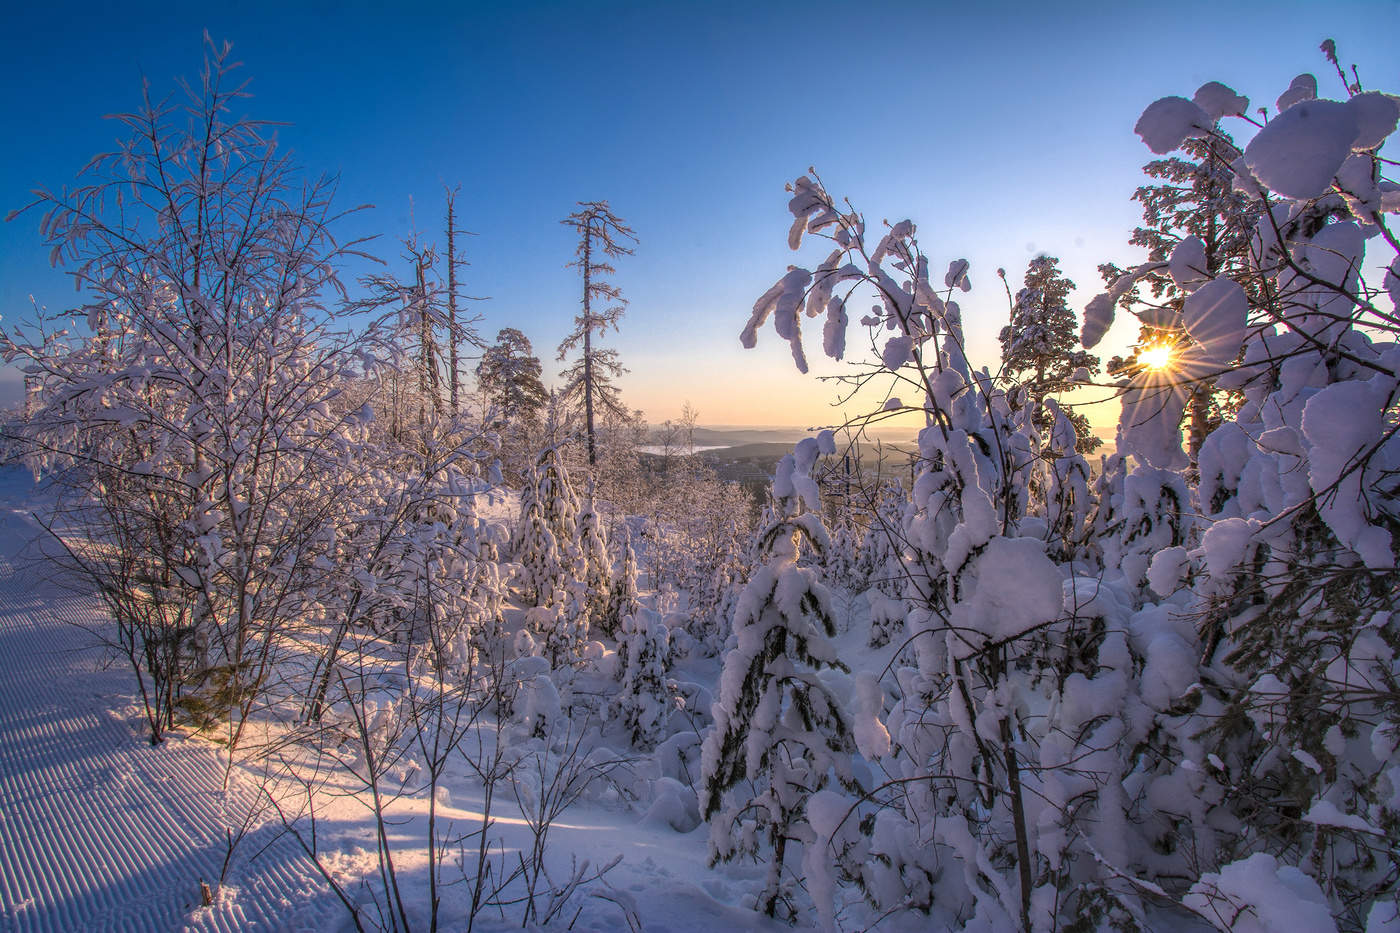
[{"left": 1138, "top": 341, "right": 1175, "bottom": 372}]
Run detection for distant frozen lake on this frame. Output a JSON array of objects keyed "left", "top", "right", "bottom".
[{"left": 637, "top": 445, "right": 729, "bottom": 455}]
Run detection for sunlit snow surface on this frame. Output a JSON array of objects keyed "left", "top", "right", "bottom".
[
  {"left": 0, "top": 466, "right": 787, "bottom": 933},
  {"left": 0, "top": 466, "right": 343, "bottom": 931}
]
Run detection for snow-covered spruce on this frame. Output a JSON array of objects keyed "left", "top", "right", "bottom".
[
  {"left": 601, "top": 522, "right": 642, "bottom": 638},
  {"left": 565, "top": 484, "right": 612, "bottom": 637},
  {"left": 610, "top": 607, "right": 679, "bottom": 750},
  {"left": 700, "top": 435, "right": 857, "bottom": 920},
  {"left": 512, "top": 462, "right": 565, "bottom": 607}
]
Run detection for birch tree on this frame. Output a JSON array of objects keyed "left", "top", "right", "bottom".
[{"left": 2, "top": 35, "right": 376, "bottom": 743}]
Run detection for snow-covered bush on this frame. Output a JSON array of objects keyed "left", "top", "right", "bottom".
[{"left": 0, "top": 40, "right": 385, "bottom": 744}]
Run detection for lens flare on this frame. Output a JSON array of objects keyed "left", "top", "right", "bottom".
[{"left": 1138, "top": 342, "right": 1175, "bottom": 372}]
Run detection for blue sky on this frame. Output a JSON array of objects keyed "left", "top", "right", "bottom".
[{"left": 2, "top": 0, "right": 1396, "bottom": 426}]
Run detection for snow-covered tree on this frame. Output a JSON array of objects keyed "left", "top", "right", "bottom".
[
  {"left": 739, "top": 172, "right": 1214, "bottom": 930},
  {"left": 512, "top": 463, "right": 564, "bottom": 607},
  {"left": 569, "top": 485, "right": 612, "bottom": 637},
  {"left": 558, "top": 202, "right": 636, "bottom": 467},
  {"left": 1035, "top": 398, "right": 1097, "bottom": 564},
  {"left": 610, "top": 607, "right": 677, "bottom": 749},
  {"left": 701, "top": 435, "right": 856, "bottom": 920},
  {"left": 477, "top": 327, "right": 547, "bottom": 427},
  {"left": 638, "top": 454, "right": 753, "bottom": 646},
  {"left": 352, "top": 235, "right": 450, "bottom": 437},
  {"left": 599, "top": 523, "right": 640, "bottom": 639},
  {"left": 853, "top": 482, "right": 910, "bottom": 649},
  {"left": 2, "top": 38, "right": 376, "bottom": 744},
  {"left": 535, "top": 444, "right": 580, "bottom": 546},
  {"left": 822, "top": 515, "right": 861, "bottom": 593},
  {"left": 1083, "top": 47, "right": 1400, "bottom": 928},
  {"left": 998, "top": 255, "right": 1102, "bottom": 452},
  {"left": 350, "top": 453, "right": 501, "bottom": 675},
  {"left": 856, "top": 481, "right": 907, "bottom": 598},
  {"left": 524, "top": 603, "right": 584, "bottom": 671},
  {"left": 1101, "top": 124, "right": 1261, "bottom": 468}
]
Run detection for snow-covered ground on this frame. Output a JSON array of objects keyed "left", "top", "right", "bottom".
[
  {"left": 0, "top": 469, "right": 342, "bottom": 931},
  {"left": 0, "top": 467, "right": 786, "bottom": 932}
]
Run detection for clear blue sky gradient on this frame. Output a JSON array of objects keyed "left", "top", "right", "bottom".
[{"left": 2, "top": 0, "right": 1396, "bottom": 426}]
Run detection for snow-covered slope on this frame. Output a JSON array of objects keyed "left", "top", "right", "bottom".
[{"left": 0, "top": 468, "right": 339, "bottom": 932}]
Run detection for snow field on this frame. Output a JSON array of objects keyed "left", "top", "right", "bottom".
[
  {"left": 0, "top": 499, "right": 340, "bottom": 932},
  {"left": 0, "top": 472, "right": 789, "bottom": 932}
]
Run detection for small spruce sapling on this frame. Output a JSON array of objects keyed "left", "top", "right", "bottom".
[
  {"left": 601, "top": 525, "right": 641, "bottom": 639},
  {"left": 513, "top": 463, "right": 564, "bottom": 607},
  {"left": 611, "top": 608, "right": 678, "bottom": 750}
]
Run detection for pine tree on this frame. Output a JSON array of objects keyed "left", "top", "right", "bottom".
[
  {"left": 558, "top": 202, "right": 636, "bottom": 466},
  {"left": 477, "top": 327, "right": 548, "bottom": 478},
  {"left": 1129, "top": 134, "right": 1257, "bottom": 297},
  {"left": 1103, "top": 130, "right": 1260, "bottom": 466},
  {"left": 997, "top": 255, "right": 1102, "bottom": 452},
  {"left": 476, "top": 328, "right": 548, "bottom": 425}
]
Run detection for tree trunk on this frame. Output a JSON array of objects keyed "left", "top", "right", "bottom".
[
  {"left": 583, "top": 222, "right": 597, "bottom": 465},
  {"left": 1001, "top": 714, "right": 1033, "bottom": 931},
  {"left": 416, "top": 257, "right": 435, "bottom": 426},
  {"left": 446, "top": 192, "right": 460, "bottom": 415},
  {"left": 1187, "top": 384, "right": 1210, "bottom": 472}
]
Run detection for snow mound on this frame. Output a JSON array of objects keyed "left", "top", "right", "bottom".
[{"left": 1184, "top": 853, "right": 1337, "bottom": 933}]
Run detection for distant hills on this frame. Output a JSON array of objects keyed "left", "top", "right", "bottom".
[
  {"left": 641, "top": 426, "right": 922, "bottom": 484},
  {"left": 664, "top": 425, "right": 921, "bottom": 449},
  {"left": 686, "top": 427, "right": 818, "bottom": 448},
  {"left": 645, "top": 424, "right": 1115, "bottom": 482}
]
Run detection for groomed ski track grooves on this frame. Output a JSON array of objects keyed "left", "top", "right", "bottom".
[{"left": 0, "top": 538, "right": 340, "bottom": 932}]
